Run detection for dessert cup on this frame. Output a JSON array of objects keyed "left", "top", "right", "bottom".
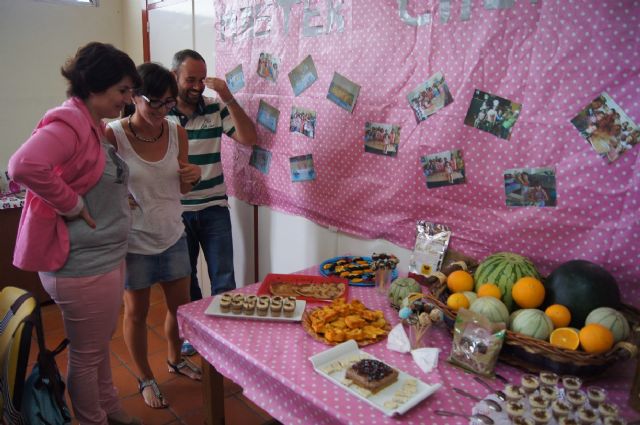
[
  {"left": 562, "top": 375, "right": 583, "bottom": 391},
  {"left": 283, "top": 296, "right": 296, "bottom": 317},
  {"left": 521, "top": 374, "right": 540, "bottom": 394},
  {"left": 585, "top": 386, "right": 606, "bottom": 408},
  {"left": 598, "top": 402, "right": 619, "bottom": 419},
  {"left": 529, "top": 393, "right": 549, "bottom": 410},
  {"left": 256, "top": 296, "right": 270, "bottom": 316},
  {"left": 551, "top": 399, "right": 572, "bottom": 420},
  {"left": 243, "top": 295, "right": 257, "bottom": 315},
  {"left": 512, "top": 417, "right": 535, "bottom": 425},
  {"left": 575, "top": 406, "right": 598, "bottom": 425},
  {"left": 539, "top": 371, "right": 559, "bottom": 388},
  {"left": 231, "top": 298, "right": 244, "bottom": 314},
  {"left": 530, "top": 407, "right": 551, "bottom": 425},
  {"left": 505, "top": 400, "right": 525, "bottom": 421},
  {"left": 505, "top": 384, "right": 524, "bottom": 402},
  {"left": 219, "top": 294, "right": 232, "bottom": 312},
  {"left": 603, "top": 418, "right": 627, "bottom": 425},
  {"left": 270, "top": 296, "right": 283, "bottom": 317},
  {"left": 539, "top": 385, "right": 558, "bottom": 402},
  {"left": 558, "top": 418, "right": 579, "bottom": 425},
  {"left": 566, "top": 389, "right": 587, "bottom": 411}
]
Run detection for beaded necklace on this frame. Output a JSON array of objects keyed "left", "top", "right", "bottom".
[{"left": 128, "top": 116, "right": 164, "bottom": 143}]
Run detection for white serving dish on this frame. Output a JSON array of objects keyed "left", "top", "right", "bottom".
[
  {"left": 204, "top": 296, "right": 306, "bottom": 322},
  {"left": 309, "top": 340, "right": 441, "bottom": 416}
]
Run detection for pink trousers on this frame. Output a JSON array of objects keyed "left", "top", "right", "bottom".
[{"left": 39, "top": 261, "right": 125, "bottom": 425}]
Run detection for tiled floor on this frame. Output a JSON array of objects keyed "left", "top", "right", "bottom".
[{"left": 29, "top": 286, "right": 280, "bottom": 425}]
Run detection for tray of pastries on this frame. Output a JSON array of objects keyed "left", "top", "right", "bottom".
[
  {"left": 319, "top": 255, "right": 398, "bottom": 286},
  {"left": 257, "top": 273, "right": 349, "bottom": 302},
  {"left": 302, "top": 298, "right": 390, "bottom": 346},
  {"left": 205, "top": 292, "right": 306, "bottom": 322},
  {"left": 309, "top": 340, "right": 442, "bottom": 416}
]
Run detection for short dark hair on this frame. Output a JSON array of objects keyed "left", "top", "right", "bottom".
[
  {"left": 171, "top": 49, "right": 205, "bottom": 72},
  {"left": 124, "top": 63, "right": 177, "bottom": 117},
  {"left": 61, "top": 42, "right": 140, "bottom": 100}
]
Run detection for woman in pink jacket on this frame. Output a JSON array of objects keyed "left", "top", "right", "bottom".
[{"left": 9, "top": 42, "right": 142, "bottom": 425}]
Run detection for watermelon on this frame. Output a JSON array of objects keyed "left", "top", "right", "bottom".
[
  {"left": 474, "top": 252, "right": 540, "bottom": 312},
  {"left": 510, "top": 309, "right": 554, "bottom": 340},
  {"left": 469, "top": 296, "right": 510, "bottom": 323},
  {"left": 543, "top": 260, "right": 621, "bottom": 328},
  {"left": 585, "top": 307, "right": 630, "bottom": 343},
  {"left": 462, "top": 291, "right": 478, "bottom": 306}
]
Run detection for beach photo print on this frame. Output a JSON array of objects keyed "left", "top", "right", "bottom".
[
  {"left": 570, "top": 92, "right": 639, "bottom": 163},
  {"left": 290, "top": 154, "right": 316, "bottom": 182},
  {"left": 257, "top": 100, "right": 280, "bottom": 133},
  {"left": 288, "top": 55, "right": 318, "bottom": 96},
  {"left": 364, "top": 122, "right": 401, "bottom": 157},
  {"left": 257, "top": 52, "right": 280, "bottom": 83},
  {"left": 225, "top": 64, "right": 245, "bottom": 93},
  {"left": 326, "top": 72, "right": 361, "bottom": 113},
  {"left": 407, "top": 71, "right": 454, "bottom": 123},
  {"left": 290, "top": 106, "right": 317, "bottom": 139},
  {"left": 420, "top": 149, "right": 465, "bottom": 188},
  {"left": 250, "top": 146, "right": 272, "bottom": 174},
  {"left": 504, "top": 167, "right": 557, "bottom": 207},
  {"left": 464, "top": 89, "right": 522, "bottom": 140}
]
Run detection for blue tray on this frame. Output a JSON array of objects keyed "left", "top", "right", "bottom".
[{"left": 319, "top": 256, "right": 398, "bottom": 287}]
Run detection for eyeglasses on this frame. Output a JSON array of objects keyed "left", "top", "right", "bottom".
[{"left": 141, "top": 95, "right": 177, "bottom": 110}]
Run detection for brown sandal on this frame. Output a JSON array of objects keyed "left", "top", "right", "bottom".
[{"left": 138, "top": 378, "right": 168, "bottom": 409}]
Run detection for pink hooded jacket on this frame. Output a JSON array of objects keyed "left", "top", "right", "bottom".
[{"left": 8, "top": 97, "right": 106, "bottom": 272}]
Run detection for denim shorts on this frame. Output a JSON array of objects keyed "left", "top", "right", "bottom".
[{"left": 125, "top": 235, "right": 191, "bottom": 290}]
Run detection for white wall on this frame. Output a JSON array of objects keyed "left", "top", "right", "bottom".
[{"left": 0, "top": 0, "right": 126, "bottom": 169}]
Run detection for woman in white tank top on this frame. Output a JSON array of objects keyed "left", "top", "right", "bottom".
[{"left": 105, "top": 63, "right": 202, "bottom": 410}]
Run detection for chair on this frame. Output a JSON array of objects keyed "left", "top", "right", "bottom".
[{"left": 0, "top": 286, "right": 37, "bottom": 424}]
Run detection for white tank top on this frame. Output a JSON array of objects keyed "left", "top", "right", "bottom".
[{"left": 109, "top": 119, "right": 184, "bottom": 255}]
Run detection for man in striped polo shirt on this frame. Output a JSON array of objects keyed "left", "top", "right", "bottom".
[{"left": 168, "top": 50, "right": 256, "bottom": 355}]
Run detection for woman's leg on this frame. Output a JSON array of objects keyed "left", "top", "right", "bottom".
[{"left": 39, "top": 262, "right": 126, "bottom": 425}]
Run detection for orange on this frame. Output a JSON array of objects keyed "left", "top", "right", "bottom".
[
  {"left": 511, "top": 277, "right": 545, "bottom": 308},
  {"left": 446, "top": 270, "right": 474, "bottom": 293},
  {"left": 476, "top": 283, "right": 502, "bottom": 299},
  {"left": 447, "top": 293, "right": 470, "bottom": 311},
  {"left": 579, "top": 323, "right": 614, "bottom": 354},
  {"left": 545, "top": 304, "right": 572, "bottom": 328},
  {"left": 549, "top": 327, "right": 580, "bottom": 350}
]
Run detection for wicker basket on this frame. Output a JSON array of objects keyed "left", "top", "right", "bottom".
[{"left": 421, "top": 253, "right": 639, "bottom": 378}]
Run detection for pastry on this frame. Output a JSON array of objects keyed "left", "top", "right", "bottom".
[
  {"left": 257, "top": 296, "right": 270, "bottom": 316},
  {"left": 344, "top": 359, "right": 398, "bottom": 394},
  {"left": 243, "top": 295, "right": 257, "bottom": 315},
  {"left": 219, "top": 293, "right": 232, "bottom": 312},
  {"left": 231, "top": 294, "right": 244, "bottom": 314},
  {"left": 283, "top": 296, "right": 296, "bottom": 317},
  {"left": 270, "top": 296, "right": 283, "bottom": 317}
]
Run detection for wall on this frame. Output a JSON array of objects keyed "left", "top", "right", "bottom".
[{"left": 0, "top": 0, "right": 127, "bottom": 169}]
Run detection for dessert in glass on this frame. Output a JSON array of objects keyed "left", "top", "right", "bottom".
[
  {"left": 575, "top": 406, "right": 598, "bottom": 425},
  {"left": 598, "top": 402, "right": 619, "bottom": 419},
  {"left": 562, "top": 375, "right": 583, "bottom": 391},
  {"left": 530, "top": 407, "right": 552, "bottom": 425},
  {"left": 505, "top": 400, "right": 525, "bottom": 421},
  {"left": 512, "top": 417, "right": 535, "bottom": 425},
  {"left": 551, "top": 399, "right": 572, "bottom": 420},
  {"left": 539, "top": 385, "right": 558, "bottom": 402},
  {"left": 603, "top": 418, "right": 627, "bottom": 425},
  {"left": 521, "top": 374, "right": 540, "bottom": 394},
  {"left": 566, "top": 389, "right": 587, "bottom": 410},
  {"left": 558, "top": 418, "right": 579, "bottom": 425},
  {"left": 505, "top": 384, "right": 524, "bottom": 401},
  {"left": 585, "top": 386, "right": 606, "bottom": 408},
  {"left": 539, "top": 371, "right": 559, "bottom": 388},
  {"left": 529, "top": 393, "right": 550, "bottom": 410},
  {"left": 256, "top": 296, "right": 270, "bottom": 316}
]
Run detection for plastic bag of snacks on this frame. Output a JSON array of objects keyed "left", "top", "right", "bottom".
[
  {"left": 448, "top": 308, "right": 506, "bottom": 377},
  {"left": 408, "top": 221, "right": 451, "bottom": 276}
]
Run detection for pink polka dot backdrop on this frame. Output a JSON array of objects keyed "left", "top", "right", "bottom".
[{"left": 214, "top": 1, "right": 640, "bottom": 301}]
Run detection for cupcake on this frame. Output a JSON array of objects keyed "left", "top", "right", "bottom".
[
  {"left": 256, "top": 296, "right": 270, "bottom": 316},
  {"left": 283, "top": 296, "right": 296, "bottom": 317},
  {"left": 243, "top": 295, "right": 257, "bottom": 315},
  {"left": 566, "top": 389, "right": 587, "bottom": 410},
  {"left": 562, "top": 375, "right": 583, "bottom": 391},
  {"left": 598, "top": 402, "right": 619, "bottom": 419},
  {"left": 551, "top": 399, "right": 572, "bottom": 420},
  {"left": 219, "top": 293, "right": 232, "bottom": 313},
  {"left": 585, "top": 386, "right": 606, "bottom": 408},
  {"left": 505, "top": 384, "right": 524, "bottom": 401},
  {"left": 539, "top": 371, "right": 559, "bottom": 388},
  {"left": 603, "top": 418, "right": 627, "bottom": 425},
  {"left": 506, "top": 400, "right": 525, "bottom": 421},
  {"left": 575, "top": 406, "right": 598, "bottom": 425},
  {"left": 270, "top": 296, "right": 283, "bottom": 317},
  {"left": 529, "top": 393, "right": 549, "bottom": 410},
  {"left": 530, "top": 407, "right": 551, "bottom": 425},
  {"left": 539, "top": 385, "right": 558, "bottom": 402},
  {"left": 521, "top": 374, "right": 540, "bottom": 394}
]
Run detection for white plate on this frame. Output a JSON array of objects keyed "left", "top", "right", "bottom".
[
  {"left": 204, "top": 296, "right": 307, "bottom": 322},
  {"left": 309, "top": 340, "right": 442, "bottom": 416}
]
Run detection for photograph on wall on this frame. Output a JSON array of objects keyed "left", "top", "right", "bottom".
[
  {"left": 407, "top": 71, "right": 454, "bottom": 123},
  {"left": 225, "top": 64, "right": 245, "bottom": 93},
  {"left": 420, "top": 150, "right": 465, "bottom": 188},
  {"left": 364, "top": 122, "right": 401, "bottom": 157},
  {"left": 288, "top": 55, "right": 318, "bottom": 96},
  {"left": 257, "top": 100, "right": 280, "bottom": 133},
  {"left": 257, "top": 52, "right": 280, "bottom": 82},
  {"left": 504, "top": 167, "right": 557, "bottom": 207},
  {"left": 570, "top": 92, "right": 639, "bottom": 163},
  {"left": 290, "top": 106, "right": 317, "bottom": 139},
  {"left": 249, "top": 146, "right": 272, "bottom": 174},
  {"left": 290, "top": 154, "right": 316, "bottom": 182},
  {"left": 464, "top": 89, "right": 522, "bottom": 140},
  {"left": 326, "top": 72, "right": 361, "bottom": 113}
]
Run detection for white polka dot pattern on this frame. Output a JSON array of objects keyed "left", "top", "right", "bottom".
[
  {"left": 214, "top": 1, "right": 640, "bottom": 300},
  {"left": 177, "top": 265, "right": 640, "bottom": 423}
]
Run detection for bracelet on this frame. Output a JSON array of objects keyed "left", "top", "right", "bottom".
[{"left": 223, "top": 97, "right": 237, "bottom": 107}]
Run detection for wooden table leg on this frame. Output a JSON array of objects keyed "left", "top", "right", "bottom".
[{"left": 202, "top": 358, "right": 225, "bottom": 425}]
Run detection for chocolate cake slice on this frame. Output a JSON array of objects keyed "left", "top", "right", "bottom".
[{"left": 345, "top": 359, "right": 399, "bottom": 394}]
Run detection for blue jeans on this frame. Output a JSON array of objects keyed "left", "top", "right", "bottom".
[{"left": 182, "top": 206, "right": 236, "bottom": 300}]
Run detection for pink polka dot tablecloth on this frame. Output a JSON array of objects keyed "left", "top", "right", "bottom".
[
  {"left": 213, "top": 1, "right": 640, "bottom": 303},
  {"left": 177, "top": 265, "right": 640, "bottom": 424}
]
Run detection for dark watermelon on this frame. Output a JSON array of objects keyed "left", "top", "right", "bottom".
[{"left": 542, "top": 260, "right": 621, "bottom": 328}]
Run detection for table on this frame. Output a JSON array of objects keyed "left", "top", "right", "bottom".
[{"left": 177, "top": 266, "right": 640, "bottom": 425}]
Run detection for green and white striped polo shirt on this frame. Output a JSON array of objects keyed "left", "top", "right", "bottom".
[{"left": 168, "top": 96, "right": 236, "bottom": 211}]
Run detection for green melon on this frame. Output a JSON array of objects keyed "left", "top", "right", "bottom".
[
  {"left": 509, "top": 309, "right": 554, "bottom": 340},
  {"left": 508, "top": 309, "right": 526, "bottom": 327},
  {"left": 388, "top": 277, "right": 421, "bottom": 309},
  {"left": 474, "top": 252, "right": 540, "bottom": 312},
  {"left": 469, "top": 296, "right": 509, "bottom": 324},
  {"left": 462, "top": 291, "right": 478, "bottom": 306},
  {"left": 585, "top": 307, "right": 630, "bottom": 343}
]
